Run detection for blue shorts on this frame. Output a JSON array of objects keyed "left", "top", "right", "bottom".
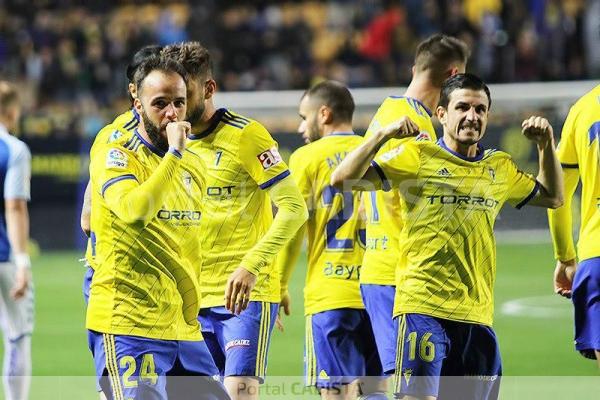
[
  {"left": 360, "top": 284, "right": 397, "bottom": 375},
  {"left": 394, "top": 314, "right": 501, "bottom": 400},
  {"left": 82, "top": 265, "right": 93, "bottom": 305},
  {"left": 198, "top": 301, "right": 278, "bottom": 381},
  {"left": 572, "top": 257, "right": 600, "bottom": 359},
  {"left": 305, "top": 308, "right": 383, "bottom": 389},
  {"left": 87, "top": 331, "right": 228, "bottom": 400}
]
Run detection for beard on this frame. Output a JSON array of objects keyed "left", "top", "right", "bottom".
[
  {"left": 186, "top": 102, "right": 205, "bottom": 127},
  {"left": 141, "top": 111, "right": 169, "bottom": 152}
]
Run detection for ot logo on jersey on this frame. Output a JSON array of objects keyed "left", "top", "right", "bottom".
[
  {"left": 257, "top": 147, "right": 282, "bottom": 169},
  {"left": 207, "top": 186, "right": 235, "bottom": 198}
]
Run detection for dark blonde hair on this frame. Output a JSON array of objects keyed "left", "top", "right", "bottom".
[{"left": 414, "top": 34, "right": 470, "bottom": 87}]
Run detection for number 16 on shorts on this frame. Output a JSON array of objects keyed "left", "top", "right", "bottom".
[{"left": 394, "top": 314, "right": 449, "bottom": 399}]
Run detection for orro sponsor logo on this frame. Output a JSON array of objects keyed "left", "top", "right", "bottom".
[
  {"left": 426, "top": 195, "right": 499, "bottom": 208},
  {"left": 156, "top": 210, "right": 201, "bottom": 220},
  {"left": 225, "top": 339, "right": 250, "bottom": 351}
]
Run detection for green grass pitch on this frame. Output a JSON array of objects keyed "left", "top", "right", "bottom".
[{"left": 1, "top": 243, "right": 597, "bottom": 399}]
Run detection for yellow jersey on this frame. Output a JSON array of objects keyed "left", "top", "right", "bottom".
[
  {"left": 373, "top": 138, "right": 538, "bottom": 326},
  {"left": 362, "top": 96, "right": 436, "bottom": 285},
  {"left": 187, "top": 109, "right": 290, "bottom": 307},
  {"left": 87, "top": 130, "right": 206, "bottom": 340},
  {"left": 549, "top": 84, "right": 600, "bottom": 262},
  {"left": 289, "top": 133, "right": 366, "bottom": 315},
  {"left": 85, "top": 108, "right": 139, "bottom": 268}
]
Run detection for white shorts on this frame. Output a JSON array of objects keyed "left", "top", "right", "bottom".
[{"left": 0, "top": 262, "right": 34, "bottom": 340}]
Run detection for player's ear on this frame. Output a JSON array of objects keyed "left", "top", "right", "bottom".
[
  {"left": 128, "top": 83, "right": 137, "bottom": 99},
  {"left": 436, "top": 106, "right": 447, "bottom": 124},
  {"left": 319, "top": 105, "right": 333, "bottom": 124},
  {"left": 133, "top": 97, "right": 143, "bottom": 114},
  {"left": 448, "top": 66, "right": 459, "bottom": 78},
  {"left": 204, "top": 79, "right": 216, "bottom": 100}
]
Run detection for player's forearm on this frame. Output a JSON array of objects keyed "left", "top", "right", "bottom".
[
  {"left": 535, "top": 139, "right": 564, "bottom": 209},
  {"left": 547, "top": 168, "right": 579, "bottom": 260},
  {"left": 80, "top": 181, "right": 92, "bottom": 236},
  {"left": 5, "top": 200, "right": 30, "bottom": 265},
  {"left": 276, "top": 223, "right": 306, "bottom": 294},
  {"left": 105, "top": 151, "right": 182, "bottom": 224},
  {"left": 240, "top": 177, "right": 309, "bottom": 276},
  {"left": 330, "top": 130, "right": 388, "bottom": 191}
]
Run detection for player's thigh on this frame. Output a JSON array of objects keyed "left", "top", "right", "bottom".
[
  {"left": 91, "top": 332, "right": 176, "bottom": 400},
  {"left": 306, "top": 309, "right": 372, "bottom": 391},
  {"left": 572, "top": 257, "right": 600, "bottom": 360},
  {"left": 437, "top": 322, "right": 501, "bottom": 400},
  {"left": 0, "top": 262, "right": 34, "bottom": 340},
  {"left": 198, "top": 309, "right": 227, "bottom": 375},
  {"left": 393, "top": 314, "right": 449, "bottom": 400},
  {"left": 221, "top": 302, "right": 278, "bottom": 380},
  {"left": 360, "top": 284, "right": 397, "bottom": 375}
]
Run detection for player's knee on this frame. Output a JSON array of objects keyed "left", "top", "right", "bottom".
[
  {"left": 225, "top": 376, "right": 260, "bottom": 399},
  {"left": 6, "top": 336, "right": 31, "bottom": 376}
]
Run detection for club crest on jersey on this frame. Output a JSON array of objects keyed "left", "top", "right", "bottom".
[
  {"left": 106, "top": 148, "right": 128, "bottom": 169},
  {"left": 108, "top": 130, "right": 123, "bottom": 143},
  {"left": 416, "top": 131, "right": 432, "bottom": 141},
  {"left": 182, "top": 171, "right": 193, "bottom": 194},
  {"left": 257, "top": 147, "right": 282, "bottom": 169},
  {"left": 488, "top": 167, "right": 496, "bottom": 181}
]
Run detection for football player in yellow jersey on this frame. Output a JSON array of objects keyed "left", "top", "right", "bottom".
[
  {"left": 275, "top": 81, "right": 385, "bottom": 399},
  {"left": 86, "top": 56, "right": 227, "bottom": 399},
  {"left": 162, "top": 42, "right": 308, "bottom": 399},
  {"left": 548, "top": 84, "right": 600, "bottom": 366},
  {"left": 332, "top": 73, "right": 563, "bottom": 400},
  {"left": 361, "top": 34, "right": 469, "bottom": 379},
  {"left": 80, "top": 45, "right": 161, "bottom": 310}
]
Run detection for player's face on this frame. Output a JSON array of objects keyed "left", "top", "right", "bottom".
[
  {"left": 438, "top": 88, "right": 489, "bottom": 146},
  {"left": 135, "top": 70, "right": 187, "bottom": 150},
  {"left": 298, "top": 95, "right": 321, "bottom": 144}
]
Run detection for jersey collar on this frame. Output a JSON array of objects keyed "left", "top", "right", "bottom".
[
  {"left": 188, "top": 108, "right": 227, "bottom": 140},
  {"left": 389, "top": 95, "right": 433, "bottom": 117},
  {"left": 134, "top": 129, "right": 166, "bottom": 157},
  {"left": 327, "top": 131, "right": 356, "bottom": 137},
  {"left": 437, "top": 138, "right": 485, "bottom": 162},
  {"left": 131, "top": 107, "right": 140, "bottom": 122}
]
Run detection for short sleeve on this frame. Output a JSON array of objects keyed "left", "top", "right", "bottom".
[
  {"left": 4, "top": 142, "right": 31, "bottom": 200},
  {"left": 372, "top": 143, "right": 420, "bottom": 191},
  {"left": 288, "top": 149, "right": 314, "bottom": 211},
  {"left": 238, "top": 122, "right": 290, "bottom": 190},
  {"left": 556, "top": 106, "right": 579, "bottom": 167},
  {"left": 90, "top": 143, "right": 140, "bottom": 198},
  {"left": 505, "top": 158, "right": 539, "bottom": 209}
]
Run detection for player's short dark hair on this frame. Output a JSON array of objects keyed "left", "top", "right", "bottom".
[
  {"left": 415, "top": 34, "right": 470, "bottom": 87},
  {"left": 133, "top": 56, "right": 188, "bottom": 95},
  {"left": 303, "top": 80, "right": 355, "bottom": 124},
  {"left": 161, "top": 41, "right": 212, "bottom": 80},
  {"left": 0, "top": 81, "right": 19, "bottom": 113},
  {"left": 126, "top": 45, "right": 163, "bottom": 83},
  {"left": 439, "top": 73, "right": 492, "bottom": 110}
]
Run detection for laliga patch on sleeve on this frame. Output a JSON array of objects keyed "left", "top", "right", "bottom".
[
  {"left": 106, "top": 148, "right": 128, "bottom": 169},
  {"left": 379, "top": 145, "right": 405, "bottom": 162},
  {"left": 257, "top": 146, "right": 282, "bottom": 170}
]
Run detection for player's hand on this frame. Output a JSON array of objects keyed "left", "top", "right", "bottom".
[
  {"left": 522, "top": 116, "right": 553, "bottom": 146},
  {"left": 380, "top": 117, "right": 420, "bottom": 141},
  {"left": 554, "top": 258, "right": 577, "bottom": 298},
  {"left": 10, "top": 266, "right": 31, "bottom": 300},
  {"left": 276, "top": 291, "right": 291, "bottom": 332},
  {"left": 225, "top": 266, "right": 257, "bottom": 315},
  {"left": 166, "top": 121, "right": 191, "bottom": 153}
]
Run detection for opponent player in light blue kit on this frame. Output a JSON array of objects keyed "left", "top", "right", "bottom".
[{"left": 0, "top": 81, "right": 33, "bottom": 400}]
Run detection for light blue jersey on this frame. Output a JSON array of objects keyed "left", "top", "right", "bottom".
[{"left": 0, "top": 124, "right": 31, "bottom": 262}]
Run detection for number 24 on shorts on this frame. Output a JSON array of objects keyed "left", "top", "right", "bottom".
[{"left": 119, "top": 354, "right": 158, "bottom": 387}]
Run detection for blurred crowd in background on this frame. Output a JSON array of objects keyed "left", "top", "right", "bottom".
[{"left": 0, "top": 0, "right": 598, "bottom": 138}]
